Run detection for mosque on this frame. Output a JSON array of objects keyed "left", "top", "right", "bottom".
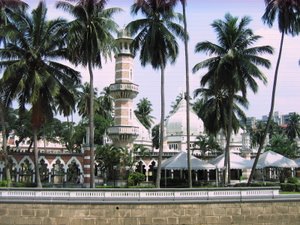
[{"left": 0, "top": 30, "right": 251, "bottom": 186}]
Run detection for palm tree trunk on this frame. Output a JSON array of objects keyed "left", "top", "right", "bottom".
[
  {"left": 247, "top": 32, "right": 285, "bottom": 185},
  {"left": 181, "top": 0, "right": 192, "bottom": 188},
  {"left": 88, "top": 61, "right": 95, "bottom": 188},
  {"left": 156, "top": 63, "right": 165, "bottom": 188},
  {"left": 224, "top": 91, "right": 234, "bottom": 185},
  {"left": 33, "top": 128, "right": 42, "bottom": 188},
  {"left": 0, "top": 106, "right": 11, "bottom": 187}
]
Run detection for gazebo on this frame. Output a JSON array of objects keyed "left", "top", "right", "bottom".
[
  {"left": 253, "top": 150, "right": 298, "bottom": 181},
  {"left": 160, "top": 151, "right": 215, "bottom": 186},
  {"left": 209, "top": 152, "right": 253, "bottom": 183}
]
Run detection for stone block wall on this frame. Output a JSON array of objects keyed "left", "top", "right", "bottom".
[{"left": 1, "top": 202, "right": 300, "bottom": 225}]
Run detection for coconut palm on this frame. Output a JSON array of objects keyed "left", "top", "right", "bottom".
[
  {"left": 168, "top": 0, "right": 192, "bottom": 188},
  {"left": 0, "top": 0, "right": 28, "bottom": 188},
  {"left": 134, "top": 98, "right": 155, "bottom": 130},
  {"left": 194, "top": 87, "right": 248, "bottom": 137},
  {"left": 286, "top": 113, "right": 300, "bottom": 141},
  {"left": 56, "top": 0, "right": 120, "bottom": 188},
  {"left": 193, "top": 13, "right": 273, "bottom": 184},
  {"left": 126, "top": 0, "right": 184, "bottom": 187},
  {"left": 248, "top": 0, "right": 300, "bottom": 184},
  {"left": 0, "top": 2, "right": 81, "bottom": 187},
  {"left": 97, "top": 87, "right": 114, "bottom": 121},
  {"left": 0, "top": 0, "right": 28, "bottom": 42},
  {"left": 77, "top": 82, "right": 99, "bottom": 120}
]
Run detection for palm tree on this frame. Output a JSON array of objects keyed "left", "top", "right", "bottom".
[
  {"left": 168, "top": 0, "right": 192, "bottom": 188},
  {"left": 56, "top": 0, "right": 120, "bottom": 188},
  {"left": 179, "top": 0, "right": 192, "bottom": 188},
  {"left": 0, "top": 2, "right": 81, "bottom": 187},
  {"left": 126, "top": 0, "right": 184, "bottom": 188},
  {"left": 98, "top": 87, "right": 114, "bottom": 121},
  {"left": 134, "top": 98, "right": 154, "bottom": 130},
  {"left": 248, "top": 0, "right": 300, "bottom": 184},
  {"left": 0, "top": 0, "right": 27, "bottom": 188},
  {"left": 0, "top": 0, "right": 28, "bottom": 40},
  {"left": 194, "top": 87, "right": 248, "bottom": 137},
  {"left": 77, "top": 82, "right": 99, "bottom": 120},
  {"left": 286, "top": 113, "right": 300, "bottom": 141},
  {"left": 193, "top": 13, "right": 273, "bottom": 184}
]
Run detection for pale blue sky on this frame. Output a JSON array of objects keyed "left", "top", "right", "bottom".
[{"left": 25, "top": 1, "right": 300, "bottom": 122}]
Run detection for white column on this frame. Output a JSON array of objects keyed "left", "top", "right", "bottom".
[
  {"left": 16, "top": 169, "right": 20, "bottom": 182},
  {"left": 48, "top": 170, "right": 51, "bottom": 183},
  {"left": 145, "top": 170, "right": 149, "bottom": 182},
  {"left": 207, "top": 170, "right": 210, "bottom": 182}
]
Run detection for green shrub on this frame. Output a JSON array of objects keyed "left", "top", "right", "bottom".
[
  {"left": 295, "top": 184, "right": 300, "bottom": 192},
  {"left": 0, "top": 180, "right": 8, "bottom": 187},
  {"left": 287, "top": 177, "right": 299, "bottom": 184},
  {"left": 128, "top": 172, "right": 145, "bottom": 186},
  {"left": 280, "top": 183, "right": 296, "bottom": 192}
]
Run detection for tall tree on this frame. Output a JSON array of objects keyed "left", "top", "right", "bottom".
[
  {"left": 193, "top": 13, "right": 273, "bottom": 185},
  {"left": 77, "top": 82, "right": 99, "bottom": 120},
  {"left": 0, "top": 0, "right": 28, "bottom": 187},
  {"left": 248, "top": 0, "right": 300, "bottom": 184},
  {"left": 0, "top": 0, "right": 28, "bottom": 43},
  {"left": 285, "top": 113, "right": 300, "bottom": 141},
  {"left": 193, "top": 88, "right": 248, "bottom": 136},
  {"left": 97, "top": 86, "right": 114, "bottom": 121},
  {"left": 56, "top": 0, "right": 120, "bottom": 188},
  {"left": 126, "top": 0, "right": 184, "bottom": 187},
  {"left": 0, "top": 2, "right": 81, "bottom": 187},
  {"left": 134, "top": 98, "right": 154, "bottom": 130}
]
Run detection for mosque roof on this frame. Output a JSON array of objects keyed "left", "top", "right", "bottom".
[{"left": 166, "top": 98, "right": 204, "bottom": 136}]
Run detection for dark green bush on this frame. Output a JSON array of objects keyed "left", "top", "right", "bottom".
[
  {"left": 280, "top": 183, "right": 296, "bottom": 192},
  {"left": 287, "top": 177, "right": 299, "bottom": 184},
  {"left": 0, "top": 180, "right": 8, "bottom": 187},
  {"left": 295, "top": 184, "right": 300, "bottom": 192},
  {"left": 128, "top": 172, "right": 145, "bottom": 186}
]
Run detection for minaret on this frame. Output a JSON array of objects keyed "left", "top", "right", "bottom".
[{"left": 107, "top": 29, "right": 139, "bottom": 148}]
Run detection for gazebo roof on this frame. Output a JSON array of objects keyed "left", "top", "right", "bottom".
[{"left": 161, "top": 151, "right": 215, "bottom": 170}]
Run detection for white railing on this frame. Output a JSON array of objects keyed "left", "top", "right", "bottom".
[
  {"left": 107, "top": 126, "right": 139, "bottom": 135},
  {"left": 0, "top": 187, "right": 280, "bottom": 203},
  {"left": 110, "top": 83, "right": 139, "bottom": 92}
]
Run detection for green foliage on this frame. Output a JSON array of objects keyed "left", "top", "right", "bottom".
[
  {"left": 265, "top": 134, "right": 298, "bottom": 158},
  {"left": 151, "top": 124, "right": 160, "bottom": 149},
  {"left": 287, "top": 177, "right": 299, "bottom": 184},
  {"left": 134, "top": 98, "right": 155, "bottom": 130},
  {"left": 285, "top": 113, "right": 300, "bottom": 140},
  {"left": 0, "top": 180, "right": 8, "bottom": 187},
  {"left": 194, "top": 134, "right": 222, "bottom": 157},
  {"left": 128, "top": 172, "right": 145, "bottom": 186},
  {"left": 280, "top": 183, "right": 296, "bottom": 192},
  {"left": 95, "top": 145, "right": 123, "bottom": 180}
]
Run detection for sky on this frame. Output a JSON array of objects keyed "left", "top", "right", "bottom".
[{"left": 24, "top": 0, "right": 300, "bottom": 123}]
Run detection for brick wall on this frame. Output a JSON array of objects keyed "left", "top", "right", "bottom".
[{"left": 1, "top": 201, "right": 300, "bottom": 225}]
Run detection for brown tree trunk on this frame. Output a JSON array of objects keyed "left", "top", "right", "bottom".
[
  {"left": 247, "top": 32, "right": 285, "bottom": 185},
  {"left": 0, "top": 106, "right": 11, "bottom": 187},
  {"left": 224, "top": 91, "right": 234, "bottom": 185},
  {"left": 155, "top": 63, "right": 165, "bottom": 188},
  {"left": 33, "top": 128, "right": 42, "bottom": 188},
  {"left": 88, "top": 61, "right": 95, "bottom": 188},
  {"left": 181, "top": 0, "right": 192, "bottom": 188}
]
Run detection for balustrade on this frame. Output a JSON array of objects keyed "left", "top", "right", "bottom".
[{"left": 0, "top": 187, "right": 280, "bottom": 203}]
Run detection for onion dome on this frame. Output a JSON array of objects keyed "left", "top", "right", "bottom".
[{"left": 166, "top": 98, "right": 204, "bottom": 136}]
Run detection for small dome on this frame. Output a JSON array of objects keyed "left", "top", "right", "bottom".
[{"left": 166, "top": 98, "right": 204, "bottom": 136}]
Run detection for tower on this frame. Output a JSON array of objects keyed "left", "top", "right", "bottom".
[{"left": 107, "top": 29, "right": 139, "bottom": 148}]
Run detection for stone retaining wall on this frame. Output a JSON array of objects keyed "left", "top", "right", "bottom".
[{"left": 1, "top": 201, "right": 300, "bottom": 225}]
